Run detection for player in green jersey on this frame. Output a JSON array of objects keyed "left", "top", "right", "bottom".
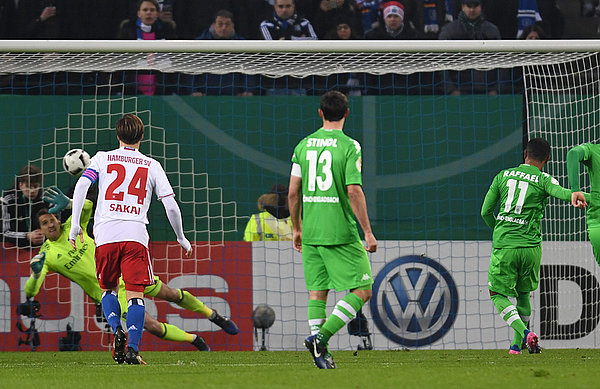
[
  {"left": 567, "top": 143, "right": 600, "bottom": 264},
  {"left": 481, "top": 138, "right": 588, "bottom": 355},
  {"left": 288, "top": 90, "right": 377, "bottom": 369},
  {"left": 24, "top": 188, "right": 238, "bottom": 357}
]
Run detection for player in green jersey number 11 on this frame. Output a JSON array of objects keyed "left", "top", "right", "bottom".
[{"left": 481, "top": 138, "right": 588, "bottom": 355}]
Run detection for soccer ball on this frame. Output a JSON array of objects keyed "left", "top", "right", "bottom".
[{"left": 62, "top": 148, "right": 90, "bottom": 176}]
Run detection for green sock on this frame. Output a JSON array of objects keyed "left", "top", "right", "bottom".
[
  {"left": 308, "top": 299, "right": 327, "bottom": 335},
  {"left": 513, "top": 292, "right": 531, "bottom": 348},
  {"left": 176, "top": 289, "right": 212, "bottom": 318},
  {"left": 318, "top": 293, "right": 365, "bottom": 347},
  {"left": 490, "top": 294, "right": 527, "bottom": 340},
  {"left": 158, "top": 322, "right": 194, "bottom": 343}
]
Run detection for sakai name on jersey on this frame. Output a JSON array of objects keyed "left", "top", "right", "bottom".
[
  {"left": 306, "top": 138, "right": 338, "bottom": 147},
  {"left": 503, "top": 169, "right": 539, "bottom": 183},
  {"left": 109, "top": 203, "right": 141, "bottom": 215}
]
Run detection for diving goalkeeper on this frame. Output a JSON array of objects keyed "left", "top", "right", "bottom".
[{"left": 25, "top": 187, "right": 239, "bottom": 358}]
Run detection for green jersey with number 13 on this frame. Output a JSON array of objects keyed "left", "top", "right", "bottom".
[
  {"left": 291, "top": 128, "right": 362, "bottom": 245},
  {"left": 481, "top": 163, "right": 572, "bottom": 249}
]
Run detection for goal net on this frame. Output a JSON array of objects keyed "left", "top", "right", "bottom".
[{"left": 0, "top": 40, "right": 598, "bottom": 352}]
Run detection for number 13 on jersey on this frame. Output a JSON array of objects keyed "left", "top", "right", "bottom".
[{"left": 306, "top": 150, "right": 333, "bottom": 192}]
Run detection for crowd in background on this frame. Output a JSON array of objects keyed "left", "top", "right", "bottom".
[
  {"left": 0, "top": 0, "right": 595, "bottom": 96},
  {"left": 0, "top": 0, "right": 592, "bottom": 42}
]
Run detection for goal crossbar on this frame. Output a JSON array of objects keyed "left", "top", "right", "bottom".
[{"left": 0, "top": 39, "right": 598, "bottom": 77}]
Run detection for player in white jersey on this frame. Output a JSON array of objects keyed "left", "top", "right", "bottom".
[{"left": 69, "top": 114, "right": 192, "bottom": 365}]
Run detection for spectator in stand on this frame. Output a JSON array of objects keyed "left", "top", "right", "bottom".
[
  {"left": 439, "top": 0, "right": 500, "bottom": 95},
  {"left": 356, "top": 0, "right": 382, "bottom": 35},
  {"left": 484, "top": 0, "right": 564, "bottom": 40},
  {"left": 363, "top": 1, "right": 422, "bottom": 95},
  {"left": 324, "top": 15, "right": 361, "bottom": 38},
  {"left": 365, "top": 1, "right": 417, "bottom": 39},
  {"left": 173, "top": 0, "right": 233, "bottom": 39},
  {"left": 518, "top": 23, "right": 547, "bottom": 39},
  {"left": 438, "top": 0, "right": 500, "bottom": 39},
  {"left": 14, "top": 0, "right": 84, "bottom": 39},
  {"left": 313, "top": 0, "right": 362, "bottom": 39},
  {"left": 191, "top": 10, "right": 257, "bottom": 97},
  {"left": 117, "top": 0, "right": 177, "bottom": 96},
  {"left": 1, "top": 165, "right": 50, "bottom": 247},
  {"left": 117, "top": 0, "right": 177, "bottom": 42},
  {"left": 260, "top": 0, "right": 317, "bottom": 95},
  {"left": 196, "top": 9, "right": 244, "bottom": 39},
  {"left": 324, "top": 17, "right": 364, "bottom": 95},
  {"left": 260, "top": 0, "right": 318, "bottom": 40},
  {"left": 414, "top": 0, "right": 451, "bottom": 39}
]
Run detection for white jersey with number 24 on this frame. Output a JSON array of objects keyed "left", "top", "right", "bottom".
[{"left": 82, "top": 146, "right": 174, "bottom": 247}]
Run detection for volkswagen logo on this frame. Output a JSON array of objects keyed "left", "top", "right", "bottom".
[{"left": 370, "top": 255, "right": 459, "bottom": 347}]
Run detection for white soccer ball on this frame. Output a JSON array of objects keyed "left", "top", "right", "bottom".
[{"left": 62, "top": 148, "right": 90, "bottom": 176}]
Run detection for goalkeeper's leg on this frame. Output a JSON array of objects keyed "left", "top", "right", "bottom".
[
  {"left": 153, "top": 283, "right": 239, "bottom": 335},
  {"left": 144, "top": 314, "right": 209, "bottom": 351}
]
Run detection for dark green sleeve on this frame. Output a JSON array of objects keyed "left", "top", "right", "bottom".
[
  {"left": 567, "top": 146, "right": 586, "bottom": 192},
  {"left": 481, "top": 176, "right": 499, "bottom": 229}
]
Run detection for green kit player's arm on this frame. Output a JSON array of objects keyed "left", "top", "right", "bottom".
[
  {"left": 545, "top": 177, "right": 591, "bottom": 205},
  {"left": 567, "top": 145, "right": 587, "bottom": 192},
  {"left": 481, "top": 176, "right": 500, "bottom": 229}
]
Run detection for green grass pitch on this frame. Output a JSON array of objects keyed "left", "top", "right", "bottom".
[{"left": 2, "top": 349, "right": 600, "bottom": 389}]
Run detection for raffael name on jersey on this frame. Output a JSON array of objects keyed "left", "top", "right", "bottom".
[
  {"left": 109, "top": 203, "right": 141, "bottom": 215},
  {"left": 503, "top": 170, "right": 539, "bottom": 182},
  {"left": 107, "top": 154, "right": 151, "bottom": 166},
  {"left": 307, "top": 138, "right": 338, "bottom": 147}
]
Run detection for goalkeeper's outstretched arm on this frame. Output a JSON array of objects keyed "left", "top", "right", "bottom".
[{"left": 24, "top": 252, "right": 48, "bottom": 299}]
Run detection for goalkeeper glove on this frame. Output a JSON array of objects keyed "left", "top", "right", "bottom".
[
  {"left": 30, "top": 252, "right": 45, "bottom": 278},
  {"left": 43, "top": 186, "right": 72, "bottom": 214}
]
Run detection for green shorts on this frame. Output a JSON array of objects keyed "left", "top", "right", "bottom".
[
  {"left": 488, "top": 246, "right": 541, "bottom": 297},
  {"left": 118, "top": 275, "right": 162, "bottom": 318},
  {"left": 302, "top": 240, "right": 373, "bottom": 292}
]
